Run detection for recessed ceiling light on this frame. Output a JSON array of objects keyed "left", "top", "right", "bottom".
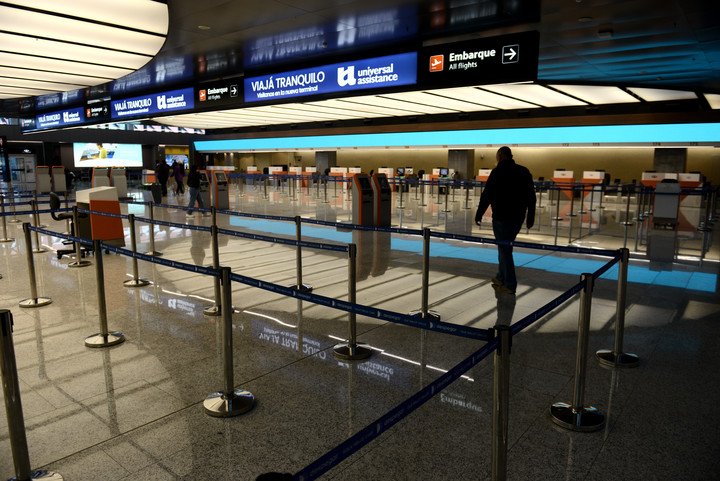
[
  {"left": 198, "top": 25, "right": 211, "bottom": 30},
  {"left": 578, "top": 16, "right": 593, "bottom": 23}
]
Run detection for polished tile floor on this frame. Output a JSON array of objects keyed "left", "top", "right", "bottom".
[{"left": 0, "top": 183, "right": 718, "bottom": 480}]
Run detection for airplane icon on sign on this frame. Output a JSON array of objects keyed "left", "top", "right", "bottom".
[{"left": 429, "top": 54, "right": 444, "bottom": 72}]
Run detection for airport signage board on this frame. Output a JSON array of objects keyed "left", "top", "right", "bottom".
[
  {"left": 244, "top": 52, "right": 417, "bottom": 103},
  {"left": 35, "top": 107, "right": 85, "bottom": 130},
  {"left": 110, "top": 87, "right": 194, "bottom": 119},
  {"left": 419, "top": 31, "right": 539, "bottom": 88},
  {"left": 197, "top": 80, "right": 241, "bottom": 108},
  {"left": 85, "top": 102, "right": 110, "bottom": 121}
]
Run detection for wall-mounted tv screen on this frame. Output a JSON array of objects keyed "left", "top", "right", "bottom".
[
  {"left": 439, "top": 168, "right": 449, "bottom": 176},
  {"left": 396, "top": 167, "right": 405, "bottom": 176},
  {"left": 73, "top": 143, "right": 142, "bottom": 168},
  {"left": 165, "top": 154, "right": 189, "bottom": 168}
]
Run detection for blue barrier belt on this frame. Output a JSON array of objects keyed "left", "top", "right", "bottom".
[
  {"left": 217, "top": 208, "right": 296, "bottom": 223},
  {"left": 0, "top": 201, "right": 33, "bottom": 207},
  {"left": 4, "top": 208, "right": 59, "bottom": 216},
  {"left": 134, "top": 215, "right": 212, "bottom": 233},
  {"left": 28, "top": 225, "right": 93, "bottom": 246},
  {"left": 592, "top": 256, "right": 621, "bottom": 280},
  {"left": 229, "top": 271, "right": 492, "bottom": 341},
  {"left": 510, "top": 281, "right": 584, "bottom": 335},
  {"left": 77, "top": 208, "right": 128, "bottom": 220},
  {"left": 293, "top": 339, "right": 498, "bottom": 481},
  {"left": 300, "top": 217, "right": 424, "bottom": 236},
  {"left": 217, "top": 226, "right": 348, "bottom": 252},
  {"left": 102, "top": 244, "right": 220, "bottom": 276}
]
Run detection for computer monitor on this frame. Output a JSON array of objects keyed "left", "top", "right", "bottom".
[
  {"left": 439, "top": 168, "right": 449, "bottom": 176},
  {"left": 215, "top": 172, "right": 227, "bottom": 182},
  {"left": 396, "top": 167, "right": 405, "bottom": 176}
]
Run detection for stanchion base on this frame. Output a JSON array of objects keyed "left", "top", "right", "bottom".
[
  {"left": 68, "top": 260, "right": 92, "bottom": 268},
  {"left": 550, "top": 402, "right": 605, "bottom": 432},
  {"left": 289, "top": 284, "right": 313, "bottom": 293},
  {"left": 595, "top": 349, "right": 640, "bottom": 368},
  {"left": 19, "top": 297, "right": 52, "bottom": 308},
  {"left": 203, "top": 305, "right": 221, "bottom": 316},
  {"left": 0, "top": 237, "right": 14, "bottom": 243},
  {"left": 8, "top": 469, "right": 64, "bottom": 480},
  {"left": 621, "top": 222, "right": 635, "bottom": 226},
  {"left": 204, "top": 389, "right": 255, "bottom": 417},
  {"left": 552, "top": 217, "right": 564, "bottom": 221},
  {"left": 124, "top": 278, "right": 150, "bottom": 288},
  {"left": 8, "top": 218, "right": 21, "bottom": 223},
  {"left": 145, "top": 251, "right": 163, "bottom": 257},
  {"left": 32, "top": 248, "right": 46, "bottom": 253},
  {"left": 409, "top": 310, "right": 442, "bottom": 322},
  {"left": 333, "top": 343, "right": 373, "bottom": 360},
  {"left": 85, "top": 331, "right": 125, "bottom": 348}
]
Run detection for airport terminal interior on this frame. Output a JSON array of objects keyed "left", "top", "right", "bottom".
[{"left": 1, "top": 1, "right": 720, "bottom": 480}]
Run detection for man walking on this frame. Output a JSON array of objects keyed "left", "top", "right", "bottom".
[{"left": 475, "top": 146, "right": 536, "bottom": 295}]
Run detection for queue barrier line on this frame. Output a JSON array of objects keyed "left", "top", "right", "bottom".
[
  {"left": 0, "top": 201, "right": 33, "bottom": 207},
  {"left": 293, "top": 339, "right": 498, "bottom": 481},
  {"left": 228, "top": 271, "right": 492, "bottom": 341},
  {"left": 216, "top": 226, "right": 348, "bottom": 253},
  {"left": 510, "top": 281, "right": 584, "bottom": 336},
  {"left": 2, "top": 208, "right": 64, "bottom": 216},
  {"left": 591, "top": 255, "right": 621, "bottom": 280},
  {"left": 29, "top": 221, "right": 490, "bottom": 340}
]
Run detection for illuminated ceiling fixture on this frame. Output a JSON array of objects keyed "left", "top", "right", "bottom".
[{"left": 0, "top": 0, "right": 169, "bottom": 100}]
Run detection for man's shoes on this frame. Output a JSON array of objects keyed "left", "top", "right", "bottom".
[
  {"left": 492, "top": 283, "right": 516, "bottom": 296},
  {"left": 185, "top": 213, "right": 193, "bottom": 218}
]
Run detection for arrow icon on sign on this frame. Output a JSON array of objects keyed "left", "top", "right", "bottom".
[
  {"left": 504, "top": 48, "right": 516, "bottom": 61},
  {"left": 230, "top": 85, "right": 238, "bottom": 97},
  {"left": 501, "top": 44, "right": 519, "bottom": 64}
]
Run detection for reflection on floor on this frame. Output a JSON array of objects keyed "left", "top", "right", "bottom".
[{"left": 0, "top": 185, "right": 718, "bottom": 480}]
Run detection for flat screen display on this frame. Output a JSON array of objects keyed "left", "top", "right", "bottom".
[
  {"left": 165, "top": 154, "right": 189, "bottom": 168},
  {"left": 73, "top": 143, "right": 143, "bottom": 168},
  {"left": 356, "top": 176, "right": 371, "bottom": 190},
  {"left": 215, "top": 172, "right": 227, "bottom": 182},
  {"left": 396, "top": 168, "right": 405, "bottom": 176},
  {"left": 439, "top": 168, "right": 449, "bottom": 176}
]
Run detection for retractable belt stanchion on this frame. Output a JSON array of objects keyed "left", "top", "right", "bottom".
[
  {"left": 290, "top": 215, "right": 312, "bottom": 293},
  {"left": 64, "top": 193, "right": 70, "bottom": 234},
  {"left": 443, "top": 182, "right": 450, "bottom": 212},
  {"left": 68, "top": 206, "right": 91, "bottom": 268},
  {"left": 1, "top": 310, "right": 64, "bottom": 481},
  {"left": 204, "top": 222, "right": 222, "bottom": 316},
  {"left": 30, "top": 200, "right": 45, "bottom": 253},
  {"left": 463, "top": 181, "right": 471, "bottom": 210},
  {"left": 323, "top": 177, "right": 329, "bottom": 203},
  {"left": 204, "top": 266, "right": 255, "bottom": 417},
  {"left": 420, "top": 180, "right": 426, "bottom": 206},
  {"left": 1, "top": 194, "right": 15, "bottom": 242},
  {"left": 123, "top": 214, "right": 150, "bottom": 288},
  {"left": 551, "top": 273, "right": 605, "bottom": 432},
  {"left": 596, "top": 248, "right": 639, "bottom": 368},
  {"left": 19, "top": 223, "right": 52, "bottom": 308},
  {"left": 409, "top": 228, "right": 441, "bottom": 321},
  {"left": 145, "top": 201, "right": 162, "bottom": 256},
  {"left": 492, "top": 325, "right": 511, "bottom": 481},
  {"left": 333, "top": 244, "right": 372, "bottom": 360},
  {"left": 8, "top": 187, "right": 21, "bottom": 223},
  {"left": 85, "top": 240, "right": 125, "bottom": 348}
]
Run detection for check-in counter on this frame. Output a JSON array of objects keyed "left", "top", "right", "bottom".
[
  {"left": 92, "top": 167, "right": 111, "bottom": 188},
  {"left": 76, "top": 186, "right": 125, "bottom": 246},
  {"left": 35, "top": 166, "right": 52, "bottom": 193},
  {"left": 111, "top": 167, "right": 128, "bottom": 198},
  {"left": 552, "top": 170, "right": 574, "bottom": 200},
  {"left": 51, "top": 166, "right": 66, "bottom": 192},
  {"left": 581, "top": 171, "right": 605, "bottom": 198},
  {"left": 640, "top": 172, "right": 666, "bottom": 189}
]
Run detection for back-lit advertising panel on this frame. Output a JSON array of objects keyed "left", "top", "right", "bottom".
[{"left": 72, "top": 143, "right": 143, "bottom": 168}]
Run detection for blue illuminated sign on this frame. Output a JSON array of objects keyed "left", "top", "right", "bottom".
[
  {"left": 111, "top": 87, "right": 194, "bottom": 119},
  {"left": 35, "top": 107, "right": 85, "bottom": 129},
  {"left": 244, "top": 52, "right": 417, "bottom": 103}
]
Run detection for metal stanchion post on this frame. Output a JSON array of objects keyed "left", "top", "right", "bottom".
[
  {"left": 1, "top": 310, "right": 64, "bottom": 481},
  {"left": 30, "top": 200, "right": 45, "bottom": 253},
  {"left": 204, "top": 267, "right": 255, "bottom": 417},
  {"left": 145, "top": 202, "right": 162, "bottom": 256},
  {"left": 68, "top": 206, "right": 91, "bottom": 268},
  {"left": 568, "top": 187, "right": 577, "bottom": 217},
  {"left": 463, "top": 182, "right": 471, "bottom": 210},
  {"left": 334, "top": 176, "right": 337, "bottom": 198},
  {"left": 204, "top": 225, "right": 222, "bottom": 316},
  {"left": 333, "top": 244, "right": 372, "bottom": 360},
  {"left": 596, "top": 249, "right": 639, "bottom": 368},
  {"left": 1, "top": 194, "right": 15, "bottom": 242},
  {"left": 588, "top": 185, "right": 596, "bottom": 212},
  {"left": 85, "top": 240, "right": 125, "bottom": 347},
  {"left": 420, "top": 180, "right": 426, "bottom": 206},
  {"left": 123, "top": 214, "right": 150, "bottom": 288},
  {"left": 264, "top": 176, "right": 269, "bottom": 199},
  {"left": 64, "top": 193, "right": 70, "bottom": 233},
  {"left": 323, "top": 178, "right": 329, "bottom": 203},
  {"left": 443, "top": 183, "right": 450, "bottom": 212},
  {"left": 410, "top": 228, "right": 441, "bottom": 321},
  {"left": 289, "top": 216, "right": 312, "bottom": 292},
  {"left": 19, "top": 223, "right": 52, "bottom": 308},
  {"left": 550, "top": 274, "right": 605, "bottom": 431},
  {"left": 315, "top": 176, "right": 320, "bottom": 198},
  {"left": 491, "top": 325, "right": 511, "bottom": 481},
  {"left": 578, "top": 184, "right": 587, "bottom": 214},
  {"left": 8, "top": 185, "right": 21, "bottom": 223}
]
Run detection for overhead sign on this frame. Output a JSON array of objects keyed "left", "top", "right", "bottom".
[
  {"left": 244, "top": 52, "right": 417, "bottom": 103},
  {"left": 110, "top": 87, "right": 194, "bottom": 119},
  {"left": 197, "top": 80, "right": 241, "bottom": 108},
  {"left": 419, "top": 31, "right": 539, "bottom": 88},
  {"left": 85, "top": 102, "right": 110, "bottom": 121},
  {"left": 35, "top": 107, "right": 85, "bottom": 130}
]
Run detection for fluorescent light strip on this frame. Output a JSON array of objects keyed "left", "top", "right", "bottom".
[
  {"left": 434, "top": 87, "right": 539, "bottom": 109},
  {"left": 0, "top": 52, "right": 133, "bottom": 79},
  {"left": 705, "top": 94, "right": 720, "bottom": 109},
  {"left": 0, "top": 85, "right": 56, "bottom": 96},
  {"left": 4, "top": 0, "right": 169, "bottom": 35},
  {"left": 383, "top": 90, "right": 496, "bottom": 112},
  {"left": 550, "top": 85, "right": 639, "bottom": 104},
  {"left": 0, "top": 5, "right": 166, "bottom": 55},
  {"left": 627, "top": 87, "right": 697, "bottom": 102},
  {"left": 269, "top": 105, "right": 361, "bottom": 120},
  {"left": 483, "top": 84, "right": 587, "bottom": 107},
  {"left": 314, "top": 98, "right": 419, "bottom": 116},
  {"left": 350, "top": 94, "right": 460, "bottom": 114},
  {"left": 0, "top": 76, "right": 85, "bottom": 91},
  {"left": 0, "top": 32, "right": 152, "bottom": 69},
  {"left": 194, "top": 123, "right": 720, "bottom": 151},
  {"left": 0, "top": 66, "right": 110, "bottom": 85}
]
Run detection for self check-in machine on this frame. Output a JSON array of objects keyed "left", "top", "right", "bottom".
[
  {"left": 35, "top": 166, "right": 52, "bottom": 193},
  {"left": 211, "top": 171, "right": 229, "bottom": 209},
  {"left": 111, "top": 167, "right": 128, "bottom": 198},
  {"left": 51, "top": 166, "right": 66, "bottom": 192},
  {"left": 351, "top": 174, "right": 374, "bottom": 226},
  {"left": 198, "top": 171, "right": 211, "bottom": 207},
  {"left": 371, "top": 173, "right": 391, "bottom": 227}
]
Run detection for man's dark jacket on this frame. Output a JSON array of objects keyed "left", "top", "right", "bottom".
[{"left": 476, "top": 158, "right": 536, "bottom": 226}]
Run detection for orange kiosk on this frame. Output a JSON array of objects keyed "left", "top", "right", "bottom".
[
  {"left": 552, "top": 170, "right": 574, "bottom": 200},
  {"left": 351, "top": 174, "right": 374, "bottom": 225},
  {"left": 209, "top": 170, "right": 230, "bottom": 209},
  {"left": 76, "top": 186, "right": 125, "bottom": 246}
]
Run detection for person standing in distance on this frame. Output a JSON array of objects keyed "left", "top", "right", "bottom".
[
  {"left": 185, "top": 164, "right": 207, "bottom": 218},
  {"left": 475, "top": 146, "right": 536, "bottom": 295}
]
